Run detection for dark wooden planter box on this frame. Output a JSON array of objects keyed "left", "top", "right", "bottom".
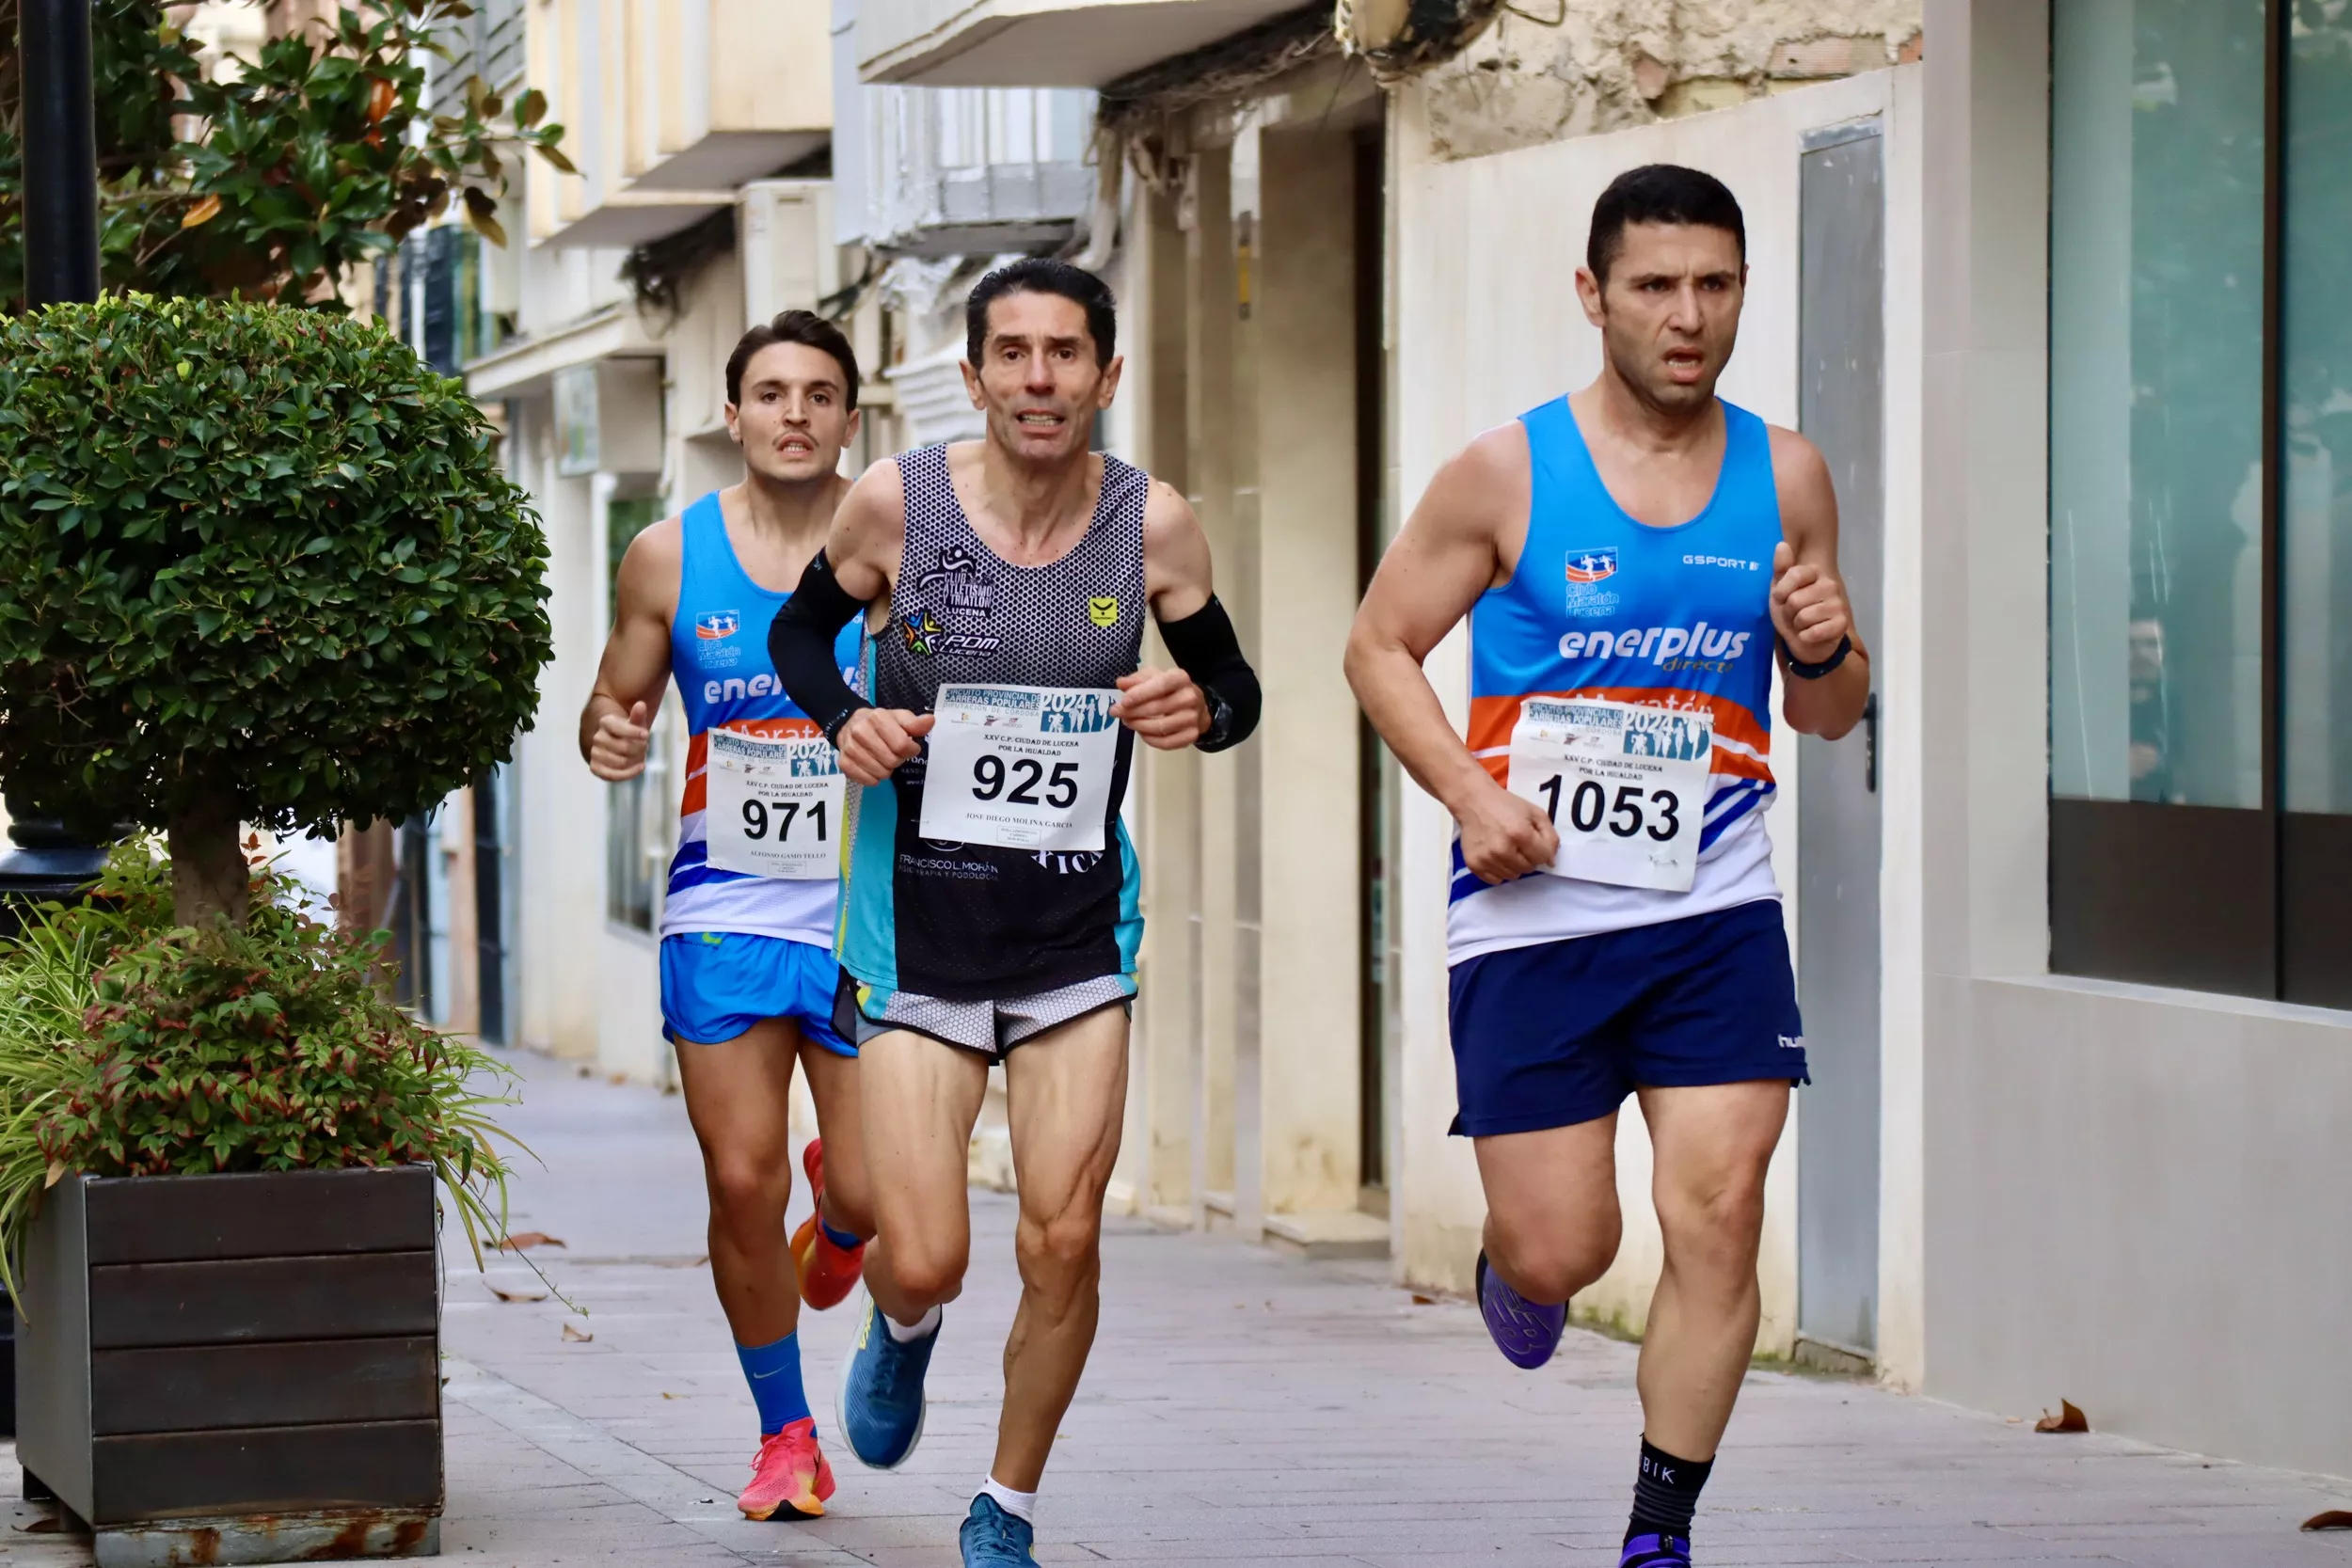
[{"left": 14, "top": 1165, "right": 443, "bottom": 1565}]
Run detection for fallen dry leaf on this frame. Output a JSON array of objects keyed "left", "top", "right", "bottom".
[
  {"left": 2303, "top": 1512, "right": 2352, "bottom": 1531},
  {"left": 2034, "top": 1400, "right": 2090, "bottom": 1433},
  {"left": 609, "top": 1072, "right": 628, "bottom": 1085},
  {"left": 1409, "top": 1293, "right": 1437, "bottom": 1306},
  {"left": 500, "top": 1232, "right": 566, "bottom": 1252},
  {"left": 561, "top": 1323, "right": 593, "bottom": 1343},
  {"left": 661, "top": 1391, "right": 676, "bottom": 1400},
  {"left": 488, "top": 1284, "right": 548, "bottom": 1304},
  {"left": 18, "top": 1516, "right": 64, "bottom": 1533},
  {"left": 44, "top": 1159, "right": 67, "bottom": 1189}
]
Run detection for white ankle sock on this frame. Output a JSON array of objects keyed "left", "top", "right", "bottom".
[
  {"left": 883, "top": 1305, "right": 941, "bottom": 1343},
  {"left": 978, "top": 1476, "right": 1036, "bottom": 1524}
]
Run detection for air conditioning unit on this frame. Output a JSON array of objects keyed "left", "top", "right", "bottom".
[{"left": 739, "top": 181, "right": 841, "bottom": 327}]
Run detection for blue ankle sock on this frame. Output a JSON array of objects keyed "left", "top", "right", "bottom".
[
  {"left": 736, "top": 1333, "right": 811, "bottom": 1435},
  {"left": 818, "top": 1212, "right": 863, "bottom": 1251}
]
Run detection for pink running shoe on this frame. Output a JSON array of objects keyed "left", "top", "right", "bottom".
[
  {"left": 791, "top": 1137, "right": 866, "bottom": 1311},
  {"left": 737, "top": 1416, "right": 837, "bottom": 1521}
]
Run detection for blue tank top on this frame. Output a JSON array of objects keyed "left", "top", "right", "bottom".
[
  {"left": 1449, "top": 396, "right": 1784, "bottom": 964},
  {"left": 661, "top": 491, "right": 864, "bottom": 945}
]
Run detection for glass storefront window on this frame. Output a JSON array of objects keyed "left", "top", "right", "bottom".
[
  {"left": 2050, "top": 0, "right": 2267, "bottom": 809},
  {"left": 2284, "top": 8, "right": 2352, "bottom": 815}
]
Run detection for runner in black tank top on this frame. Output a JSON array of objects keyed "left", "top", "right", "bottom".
[
  {"left": 766, "top": 260, "right": 1260, "bottom": 1568},
  {"left": 846, "top": 442, "right": 1150, "bottom": 1005}
]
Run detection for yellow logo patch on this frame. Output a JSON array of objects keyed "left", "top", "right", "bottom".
[{"left": 1088, "top": 596, "right": 1120, "bottom": 627}]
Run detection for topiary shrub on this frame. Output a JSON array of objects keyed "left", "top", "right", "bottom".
[{"left": 0, "top": 293, "right": 552, "bottom": 926}]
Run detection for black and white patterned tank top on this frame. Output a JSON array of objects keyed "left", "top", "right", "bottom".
[{"left": 839, "top": 445, "right": 1149, "bottom": 1002}]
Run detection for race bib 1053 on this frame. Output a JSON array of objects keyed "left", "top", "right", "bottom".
[
  {"left": 1505, "top": 697, "right": 1711, "bottom": 893},
  {"left": 704, "top": 728, "right": 846, "bottom": 880},
  {"left": 919, "top": 684, "right": 1120, "bottom": 851}
]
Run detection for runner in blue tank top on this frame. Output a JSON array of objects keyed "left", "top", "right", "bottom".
[
  {"left": 580, "top": 312, "right": 875, "bottom": 1526},
  {"left": 1347, "top": 167, "right": 1872, "bottom": 1568}
]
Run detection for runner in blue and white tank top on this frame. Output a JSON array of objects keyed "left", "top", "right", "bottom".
[
  {"left": 580, "top": 313, "right": 878, "bottom": 1526},
  {"left": 1346, "top": 168, "right": 1871, "bottom": 1568}
]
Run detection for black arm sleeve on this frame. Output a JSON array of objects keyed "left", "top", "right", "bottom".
[
  {"left": 1156, "top": 594, "right": 1261, "bottom": 753},
  {"left": 769, "top": 549, "right": 873, "bottom": 744}
]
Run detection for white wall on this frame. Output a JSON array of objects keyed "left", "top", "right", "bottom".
[
  {"left": 512, "top": 400, "right": 608, "bottom": 1061},
  {"left": 1391, "top": 67, "right": 1925, "bottom": 1361},
  {"left": 1917, "top": 0, "right": 2352, "bottom": 1478}
]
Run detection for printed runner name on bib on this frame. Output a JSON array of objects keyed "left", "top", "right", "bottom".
[
  {"left": 704, "top": 727, "right": 847, "bottom": 880},
  {"left": 919, "top": 683, "right": 1120, "bottom": 852},
  {"left": 1504, "top": 697, "right": 1711, "bottom": 893}
]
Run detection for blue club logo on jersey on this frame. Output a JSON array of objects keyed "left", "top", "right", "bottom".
[
  {"left": 1565, "top": 547, "right": 1619, "bottom": 585},
  {"left": 1565, "top": 547, "right": 1623, "bottom": 620},
  {"left": 694, "top": 610, "right": 740, "bottom": 640}
]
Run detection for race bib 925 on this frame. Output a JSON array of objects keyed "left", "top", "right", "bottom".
[
  {"left": 919, "top": 684, "right": 1120, "bottom": 851},
  {"left": 1505, "top": 697, "right": 1711, "bottom": 893}
]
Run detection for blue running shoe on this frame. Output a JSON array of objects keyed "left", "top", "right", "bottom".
[
  {"left": 835, "top": 1291, "right": 934, "bottom": 1469},
  {"left": 1476, "top": 1248, "right": 1565, "bottom": 1370},
  {"left": 1620, "top": 1533, "right": 1692, "bottom": 1566},
  {"left": 959, "top": 1495, "right": 1039, "bottom": 1567}
]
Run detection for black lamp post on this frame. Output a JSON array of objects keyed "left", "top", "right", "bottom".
[
  {"left": 3, "top": 0, "right": 105, "bottom": 1441},
  {"left": 4, "top": 0, "right": 106, "bottom": 912}
]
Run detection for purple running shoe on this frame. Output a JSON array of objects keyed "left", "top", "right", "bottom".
[
  {"left": 1475, "top": 1249, "right": 1565, "bottom": 1370},
  {"left": 1620, "top": 1533, "right": 1692, "bottom": 1567}
]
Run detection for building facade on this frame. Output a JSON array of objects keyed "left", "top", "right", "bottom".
[
  {"left": 838, "top": 0, "right": 2352, "bottom": 1481},
  {"left": 453, "top": 0, "right": 2350, "bottom": 1481}
]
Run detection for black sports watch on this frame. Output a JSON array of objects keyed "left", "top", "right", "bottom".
[
  {"left": 1777, "top": 633, "right": 1852, "bottom": 681},
  {"left": 1198, "top": 688, "right": 1234, "bottom": 751}
]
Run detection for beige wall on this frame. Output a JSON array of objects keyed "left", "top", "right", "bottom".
[
  {"left": 1390, "top": 65, "right": 1925, "bottom": 1359},
  {"left": 1120, "top": 78, "right": 1388, "bottom": 1250},
  {"left": 1418, "top": 0, "right": 1921, "bottom": 161}
]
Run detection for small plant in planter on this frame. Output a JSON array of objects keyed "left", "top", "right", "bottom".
[{"left": 0, "top": 294, "right": 554, "bottom": 1564}]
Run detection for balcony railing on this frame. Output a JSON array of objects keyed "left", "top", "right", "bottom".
[
  {"left": 855, "top": 0, "right": 1313, "bottom": 87},
  {"left": 840, "top": 80, "right": 1097, "bottom": 256}
]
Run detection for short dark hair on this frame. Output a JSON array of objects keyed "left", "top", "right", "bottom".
[
  {"left": 965, "top": 258, "right": 1117, "bottom": 367},
  {"left": 1586, "top": 165, "right": 1746, "bottom": 284},
  {"left": 726, "top": 309, "right": 859, "bottom": 409}
]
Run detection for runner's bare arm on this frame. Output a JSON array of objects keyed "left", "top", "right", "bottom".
[
  {"left": 1346, "top": 426, "right": 1560, "bottom": 884},
  {"left": 581, "top": 518, "right": 682, "bottom": 781},
  {"left": 823, "top": 457, "right": 908, "bottom": 606},
  {"left": 771, "top": 458, "right": 930, "bottom": 786},
  {"left": 1120, "top": 480, "right": 1223, "bottom": 751},
  {"left": 1766, "top": 427, "right": 1871, "bottom": 740}
]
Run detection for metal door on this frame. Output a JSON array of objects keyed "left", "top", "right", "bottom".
[
  {"left": 473, "top": 768, "right": 509, "bottom": 1045},
  {"left": 1795, "top": 120, "right": 1885, "bottom": 1362}
]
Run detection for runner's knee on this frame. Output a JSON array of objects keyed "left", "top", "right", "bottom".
[
  {"left": 1656, "top": 1165, "right": 1768, "bottom": 1276},
  {"left": 888, "top": 1235, "right": 970, "bottom": 1306},
  {"left": 705, "top": 1155, "right": 788, "bottom": 1227},
  {"left": 1013, "top": 1207, "right": 1102, "bottom": 1289},
  {"left": 1489, "top": 1208, "right": 1619, "bottom": 1303}
]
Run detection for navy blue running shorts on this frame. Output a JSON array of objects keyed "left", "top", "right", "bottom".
[{"left": 1445, "top": 898, "right": 1808, "bottom": 1137}]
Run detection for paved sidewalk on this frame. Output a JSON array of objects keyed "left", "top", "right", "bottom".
[{"left": 12, "top": 1047, "right": 2352, "bottom": 1565}]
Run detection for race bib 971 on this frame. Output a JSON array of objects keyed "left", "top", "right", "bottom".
[
  {"left": 704, "top": 728, "right": 846, "bottom": 880},
  {"left": 1505, "top": 698, "right": 1711, "bottom": 893},
  {"left": 918, "top": 684, "right": 1120, "bottom": 851}
]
